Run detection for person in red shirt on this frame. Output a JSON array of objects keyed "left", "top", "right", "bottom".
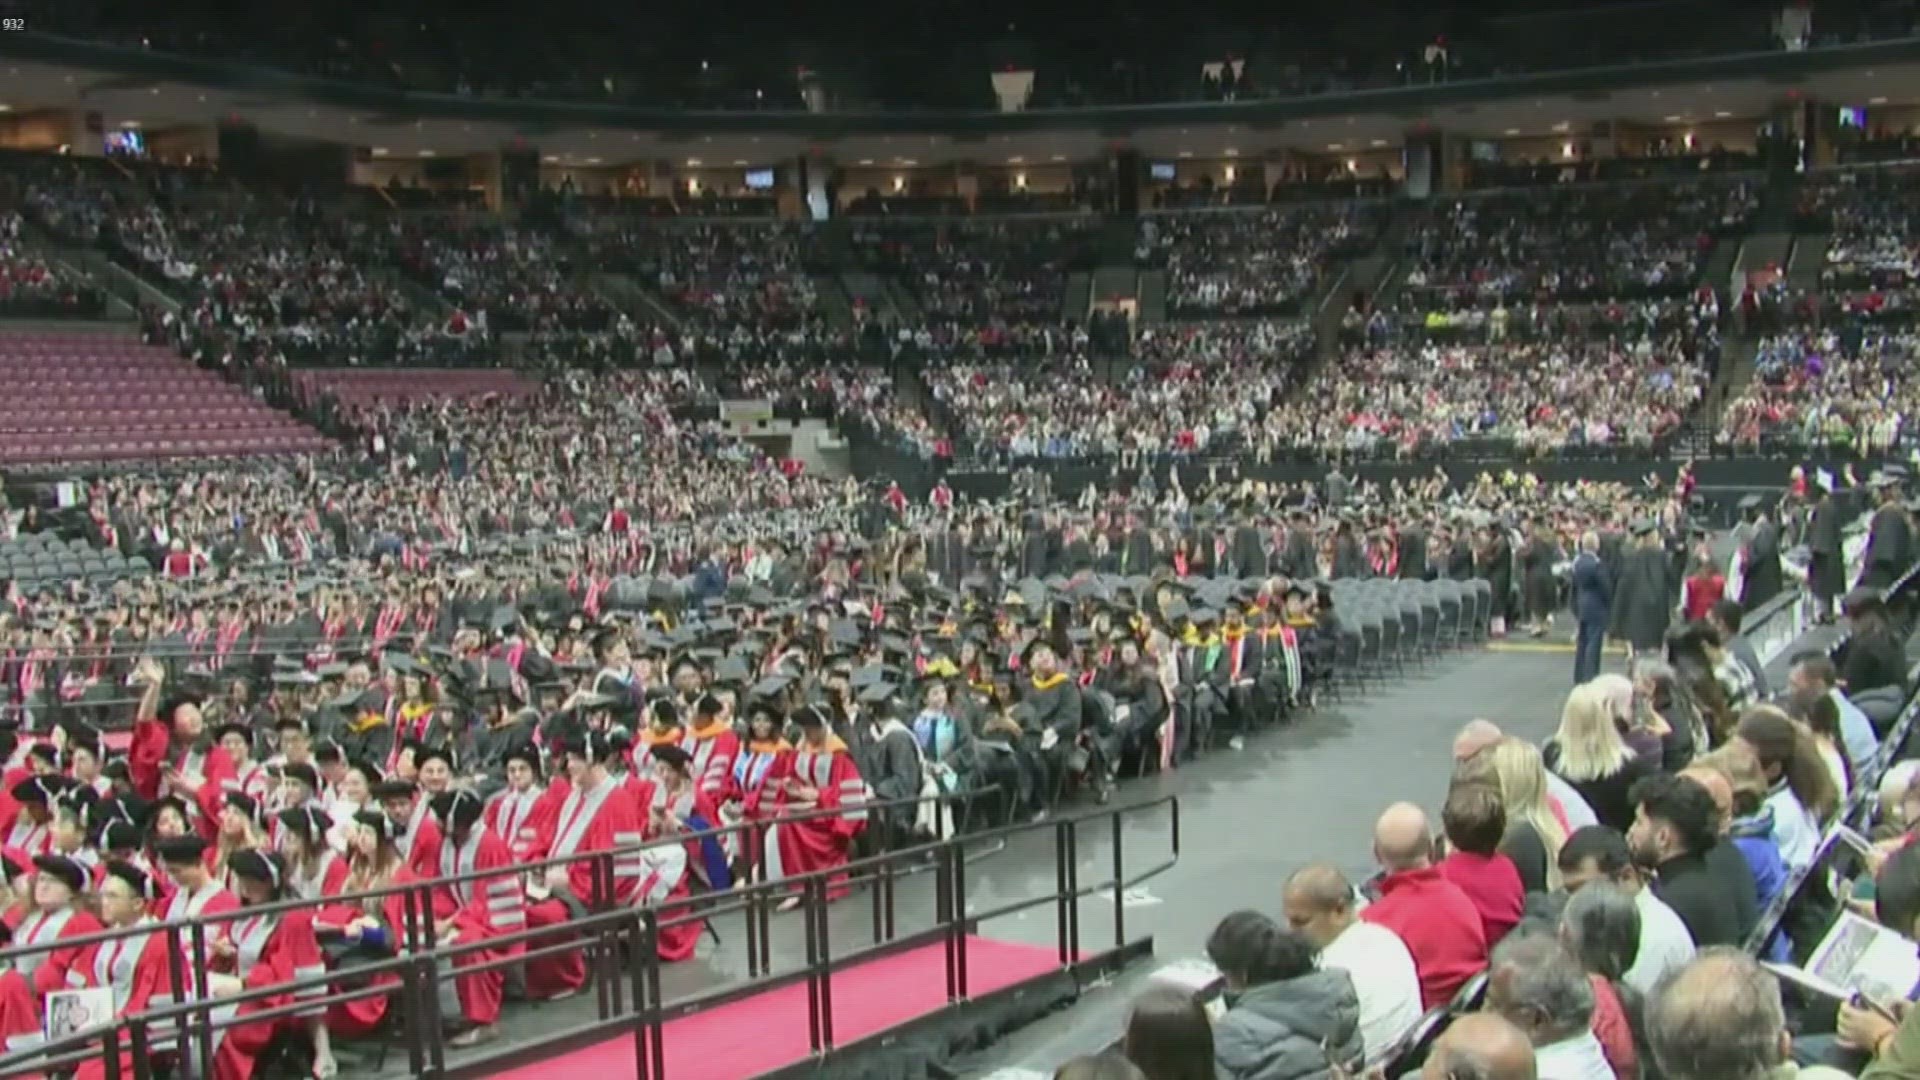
[
  {"left": 1437, "top": 784, "right": 1525, "bottom": 948},
  {"left": 1361, "top": 802, "right": 1489, "bottom": 1009},
  {"left": 1681, "top": 553, "right": 1725, "bottom": 624}
]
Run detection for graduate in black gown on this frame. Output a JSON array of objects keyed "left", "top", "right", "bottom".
[
  {"left": 1859, "top": 471, "right": 1914, "bottom": 591},
  {"left": 1735, "top": 494, "right": 1783, "bottom": 612},
  {"left": 1609, "top": 519, "right": 1675, "bottom": 657}
]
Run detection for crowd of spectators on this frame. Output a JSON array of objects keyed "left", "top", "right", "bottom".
[
  {"left": 923, "top": 320, "right": 1313, "bottom": 461},
  {"left": 849, "top": 217, "right": 1097, "bottom": 325},
  {"left": 572, "top": 218, "right": 823, "bottom": 329},
  {"left": 1803, "top": 163, "right": 1920, "bottom": 290},
  {"left": 394, "top": 220, "right": 615, "bottom": 332},
  {"left": 1285, "top": 330, "right": 1712, "bottom": 458},
  {"left": 1719, "top": 325, "right": 1920, "bottom": 452},
  {"left": 0, "top": 212, "right": 106, "bottom": 317},
  {"left": 1401, "top": 178, "right": 1758, "bottom": 304},
  {"left": 1138, "top": 202, "right": 1385, "bottom": 317}
]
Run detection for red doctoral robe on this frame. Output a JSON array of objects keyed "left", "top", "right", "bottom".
[
  {"left": 524, "top": 775, "right": 647, "bottom": 995},
  {"left": 755, "top": 739, "right": 867, "bottom": 900},
  {"left": 207, "top": 910, "right": 329, "bottom": 1080},
  {"left": 316, "top": 867, "right": 417, "bottom": 1038},
  {"left": 428, "top": 827, "right": 524, "bottom": 1027}
]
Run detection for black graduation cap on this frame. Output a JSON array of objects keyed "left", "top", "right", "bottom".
[
  {"left": 1737, "top": 494, "right": 1764, "bottom": 510},
  {"left": 272, "top": 670, "right": 321, "bottom": 687},
  {"left": 100, "top": 820, "right": 143, "bottom": 853},
  {"left": 32, "top": 854, "right": 87, "bottom": 894},
  {"left": 850, "top": 663, "right": 888, "bottom": 689},
  {"left": 1630, "top": 518, "right": 1659, "bottom": 537},
  {"left": 503, "top": 743, "right": 543, "bottom": 774},
  {"left": 276, "top": 805, "right": 331, "bottom": 842},
  {"left": 282, "top": 762, "right": 321, "bottom": 792},
  {"left": 102, "top": 859, "right": 156, "bottom": 902},
  {"left": 227, "top": 849, "right": 284, "bottom": 889},
  {"left": 369, "top": 778, "right": 418, "bottom": 801},
  {"left": 648, "top": 697, "right": 683, "bottom": 727},
  {"left": 10, "top": 775, "right": 63, "bottom": 806},
  {"left": 382, "top": 652, "right": 422, "bottom": 675},
  {"left": 858, "top": 681, "right": 897, "bottom": 706},
  {"left": 154, "top": 834, "right": 208, "bottom": 866},
  {"left": 650, "top": 742, "right": 693, "bottom": 770},
  {"left": 749, "top": 673, "right": 794, "bottom": 700},
  {"left": 316, "top": 662, "right": 350, "bottom": 679},
  {"left": 429, "top": 789, "right": 486, "bottom": 831},
  {"left": 1066, "top": 628, "right": 1094, "bottom": 646},
  {"left": 794, "top": 703, "right": 832, "bottom": 729},
  {"left": 1162, "top": 598, "right": 1191, "bottom": 622}
]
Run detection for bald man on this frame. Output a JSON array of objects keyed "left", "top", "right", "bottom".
[
  {"left": 1283, "top": 864, "right": 1422, "bottom": 1058},
  {"left": 1423, "top": 1013, "right": 1538, "bottom": 1080},
  {"left": 1452, "top": 720, "right": 1599, "bottom": 831},
  {"left": 1363, "top": 803, "right": 1489, "bottom": 1009}
]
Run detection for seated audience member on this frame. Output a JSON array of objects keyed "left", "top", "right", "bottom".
[
  {"left": 1362, "top": 802, "right": 1489, "bottom": 1009},
  {"left": 1558, "top": 826, "right": 1695, "bottom": 995},
  {"left": 204, "top": 850, "right": 334, "bottom": 1080},
  {"left": 1733, "top": 706, "right": 1837, "bottom": 873},
  {"left": 1839, "top": 586, "right": 1907, "bottom": 699},
  {"left": 1786, "top": 652, "right": 1880, "bottom": 768},
  {"left": 1687, "top": 748, "right": 1788, "bottom": 948},
  {"left": 1544, "top": 683, "right": 1658, "bottom": 835},
  {"left": 1705, "top": 600, "right": 1768, "bottom": 707},
  {"left": 1205, "top": 910, "right": 1363, "bottom": 1080},
  {"left": 1832, "top": 844, "right": 1920, "bottom": 1075},
  {"left": 1485, "top": 932, "right": 1612, "bottom": 1080},
  {"left": 423, "top": 789, "right": 523, "bottom": 1047},
  {"left": 1454, "top": 720, "right": 1598, "bottom": 831},
  {"left": 16, "top": 854, "right": 103, "bottom": 998},
  {"left": 1122, "top": 984, "right": 1216, "bottom": 1080},
  {"left": 1646, "top": 948, "right": 1852, "bottom": 1080},
  {"left": 1557, "top": 883, "right": 1640, "bottom": 1080},
  {"left": 1783, "top": 687, "right": 1855, "bottom": 801},
  {"left": 1456, "top": 737, "right": 1568, "bottom": 895},
  {"left": 1438, "top": 781, "right": 1526, "bottom": 945},
  {"left": 1281, "top": 864, "right": 1422, "bottom": 1060},
  {"left": 1626, "top": 774, "right": 1756, "bottom": 948},
  {"left": 1421, "top": 1013, "right": 1540, "bottom": 1080}
]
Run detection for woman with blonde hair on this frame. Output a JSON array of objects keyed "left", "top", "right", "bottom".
[
  {"left": 1544, "top": 680, "right": 1657, "bottom": 834},
  {"left": 1481, "top": 737, "right": 1569, "bottom": 893}
]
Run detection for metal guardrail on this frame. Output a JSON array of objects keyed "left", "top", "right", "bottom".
[{"left": 0, "top": 790, "right": 1178, "bottom": 1079}]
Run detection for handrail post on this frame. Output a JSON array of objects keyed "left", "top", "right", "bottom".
[
  {"left": 803, "top": 875, "right": 823, "bottom": 1055},
  {"left": 400, "top": 961, "right": 426, "bottom": 1078},
  {"left": 421, "top": 954, "right": 448, "bottom": 1076},
  {"left": 953, "top": 838, "right": 971, "bottom": 1000},
  {"left": 1111, "top": 808, "right": 1126, "bottom": 950},
  {"left": 629, "top": 921, "right": 651, "bottom": 1080},
  {"left": 189, "top": 920, "right": 213, "bottom": 1078},
  {"left": 1067, "top": 816, "right": 1082, "bottom": 961},
  {"left": 815, "top": 878, "right": 835, "bottom": 1052},
  {"left": 1052, "top": 818, "right": 1071, "bottom": 967},
  {"left": 937, "top": 840, "right": 957, "bottom": 1004},
  {"left": 160, "top": 924, "right": 187, "bottom": 1068},
  {"left": 129, "top": 1019, "right": 152, "bottom": 1080},
  {"left": 102, "top": 1024, "right": 123, "bottom": 1080},
  {"left": 643, "top": 912, "right": 666, "bottom": 1080}
]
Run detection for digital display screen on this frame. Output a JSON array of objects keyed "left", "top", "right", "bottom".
[
  {"left": 1149, "top": 162, "right": 1176, "bottom": 180},
  {"left": 744, "top": 167, "right": 775, "bottom": 189}
]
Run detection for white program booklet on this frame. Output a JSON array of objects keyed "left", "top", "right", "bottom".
[
  {"left": 42, "top": 987, "right": 114, "bottom": 1042},
  {"left": 1765, "top": 910, "right": 1920, "bottom": 1006}
]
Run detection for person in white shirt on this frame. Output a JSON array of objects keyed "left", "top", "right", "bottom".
[
  {"left": 1486, "top": 932, "right": 1613, "bottom": 1080},
  {"left": 1557, "top": 824, "right": 1694, "bottom": 996},
  {"left": 1282, "top": 863, "right": 1422, "bottom": 1060}
]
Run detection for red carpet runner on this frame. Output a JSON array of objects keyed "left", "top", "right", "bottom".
[{"left": 489, "top": 936, "right": 1063, "bottom": 1080}]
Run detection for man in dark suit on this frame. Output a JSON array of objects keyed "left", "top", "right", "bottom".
[
  {"left": 1736, "top": 494, "right": 1783, "bottom": 612},
  {"left": 1571, "top": 530, "right": 1613, "bottom": 684}
]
